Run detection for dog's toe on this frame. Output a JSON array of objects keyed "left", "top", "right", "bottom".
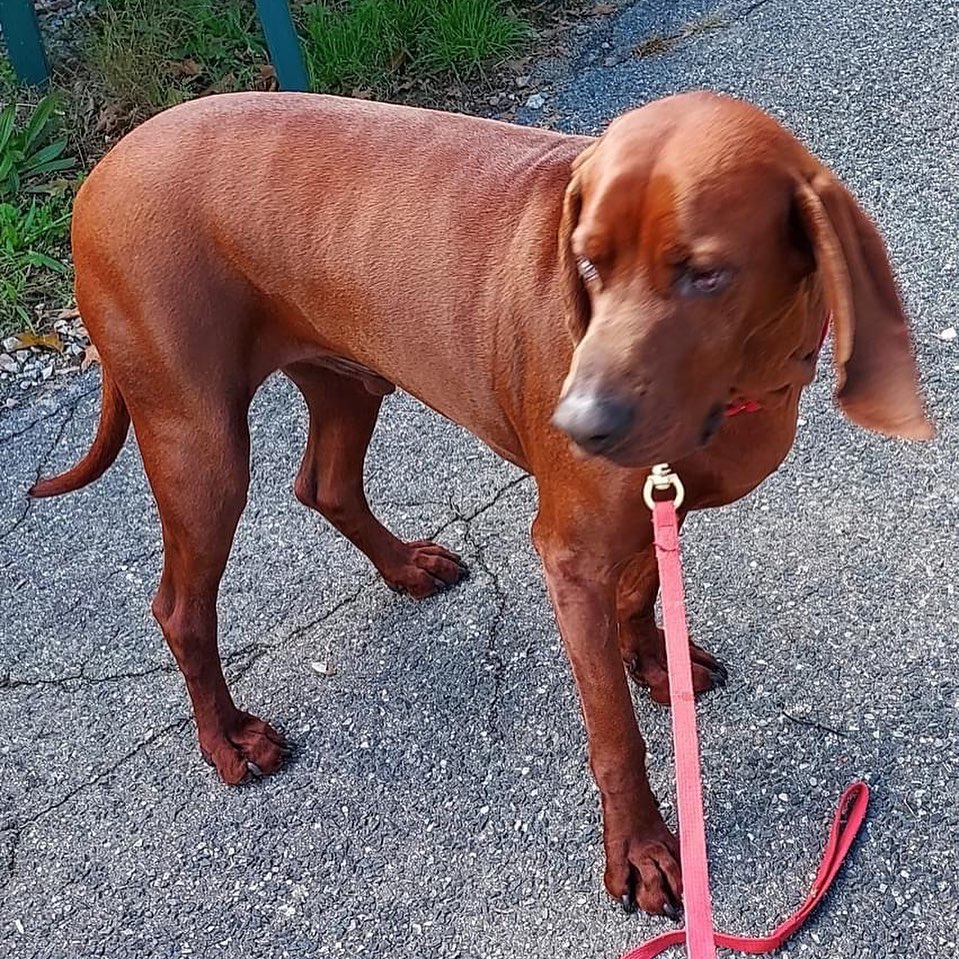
[
  {"left": 199, "top": 711, "right": 287, "bottom": 785},
  {"left": 382, "top": 540, "right": 470, "bottom": 598},
  {"left": 626, "top": 630, "right": 728, "bottom": 704},
  {"left": 663, "top": 901, "right": 683, "bottom": 923}
]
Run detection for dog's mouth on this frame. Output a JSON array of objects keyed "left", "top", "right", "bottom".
[
  {"left": 555, "top": 392, "right": 733, "bottom": 468},
  {"left": 572, "top": 419, "right": 705, "bottom": 469},
  {"left": 700, "top": 404, "right": 726, "bottom": 446},
  {"left": 553, "top": 382, "right": 746, "bottom": 467}
]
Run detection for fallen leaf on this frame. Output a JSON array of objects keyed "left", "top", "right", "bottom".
[
  {"left": 96, "top": 102, "right": 129, "bottom": 135},
  {"left": 81, "top": 344, "right": 101, "bottom": 371},
  {"left": 55, "top": 307, "right": 81, "bottom": 321},
  {"left": 592, "top": 2, "right": 618, "bottom": 14},
  {"left": 15, "top": 332, "right": 64, "bottom": 353},
  {"left": 253, "top": 64, "right": 278, "bottom": 92},
  {"left": 199, "top": 72, "right": 236, "bottom": 97},
  {"left": 169, "top": 58, "right": 202, "bottom": 77}
]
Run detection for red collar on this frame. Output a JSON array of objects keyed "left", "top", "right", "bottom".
[
  {"left": 725, "top": 399, "right": 763, "bottom": 417},
  {"left": 724, "top": 314, "right": 830, "bottom": 418}
]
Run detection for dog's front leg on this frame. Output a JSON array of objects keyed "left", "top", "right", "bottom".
[{"left": 531, "top": 503, "right": 683, "bottom": 917}]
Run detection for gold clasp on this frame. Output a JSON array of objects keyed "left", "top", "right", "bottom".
[{"left": 643, "top": 463, "right": 685, "bottom": 511}]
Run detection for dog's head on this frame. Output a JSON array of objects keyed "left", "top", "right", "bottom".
[{"left": 553, "top": 92, "right": 933, "bottom": 466}]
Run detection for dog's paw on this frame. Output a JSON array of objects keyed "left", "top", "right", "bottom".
[
  {"left": 626, "top": 628, "right": 727, "bottom": 705},
  {"left": 604, "top": 818, "right": 683, "bottom": 917},
  {"left": 382, "top": 540, "right": 469, "bottom": 599},
  {"left": 199, "top": 711, "right": 287, "bottom": 785}
]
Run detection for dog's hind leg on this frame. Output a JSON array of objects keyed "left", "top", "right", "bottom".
[
  {"left": 285, "top": 362, "right": 468, "bottom": 598},
  {"left": 140, "top": 393, "right": 286, "bottom": 785}
]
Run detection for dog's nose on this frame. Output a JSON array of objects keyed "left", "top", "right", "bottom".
[{"left": 552, "top": 392, "right": 635, "bottom": 454}]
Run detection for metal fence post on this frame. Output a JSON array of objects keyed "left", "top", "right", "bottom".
[
  {"left": 0, "top": 0, "right": 51, "bottom": 86},
  {"left": 253, "top": 0, "right": 309, "bottom": 92}
]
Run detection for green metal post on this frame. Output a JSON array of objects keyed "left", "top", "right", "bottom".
[
  {"left": 254, "top": 0, "right": 309, "bottom": 92},
  {"left": 0, "top": 0, "right": 50, "bottom": 86}
]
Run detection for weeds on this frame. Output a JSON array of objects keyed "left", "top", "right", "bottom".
[
  {"left": 84, "top": 0, "right": 268, "bottom": 115},
  {"left": 0, "top": 94, "right": 77, "bottom": 336},
  {"left": 302, "top": 0, "right": 528, "bottom": 91},
  {"left": 0, "top": 95, "right": 76, "bottom": 197}
]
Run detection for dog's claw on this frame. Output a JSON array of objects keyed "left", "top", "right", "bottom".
[
  {"left": 663, "top": 902, "right": 683, "bottom": 923},
  {"left": 621, "top": 893, "right": 637, "bottom": 915},
  {"left": 246, "top": 761, "right": 265, "bottom": 777}
]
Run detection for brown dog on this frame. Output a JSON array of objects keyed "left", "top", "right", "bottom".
[{"left": 32, "top": 91, "right": 931, "bottom": 917}]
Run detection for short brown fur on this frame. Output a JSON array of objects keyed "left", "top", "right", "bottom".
[{"left": 32, "top": 92, "right": 931, "bottom": 917}]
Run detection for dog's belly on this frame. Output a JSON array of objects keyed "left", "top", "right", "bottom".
[{"left": 301, "top": 347, "right": 535, "bottom": 473}]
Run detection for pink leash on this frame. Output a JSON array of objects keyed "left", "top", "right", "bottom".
[{"left": 623, "top": 466, "right": 869, "bottom": 959}]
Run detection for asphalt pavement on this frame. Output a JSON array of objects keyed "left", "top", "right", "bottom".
[{"left": 2, "top": 1, "right": 957, "bottom": 956}]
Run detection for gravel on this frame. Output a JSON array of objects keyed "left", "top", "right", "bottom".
[
  {"left": 1, "top": 2, "right": 957, "bottom": 957},
  {"left": 0, "top": 315, "right": 92, "bottom": 405}
]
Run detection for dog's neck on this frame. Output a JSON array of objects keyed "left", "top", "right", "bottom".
[{"left": 726, "top": 312, "right": 830, "bottom": 417}]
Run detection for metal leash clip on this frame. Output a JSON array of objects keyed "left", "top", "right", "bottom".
[{"left": 642, "top": 462, "right": 685, "bottom": 510}]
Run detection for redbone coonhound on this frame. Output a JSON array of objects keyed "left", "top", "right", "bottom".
[{"left": 32, "top": 91, "right": 932, "bottom": 917}]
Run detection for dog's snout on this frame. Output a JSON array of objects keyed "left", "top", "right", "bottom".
[{"left": 553, "top": 392, "right": 635, "bottom": 454}]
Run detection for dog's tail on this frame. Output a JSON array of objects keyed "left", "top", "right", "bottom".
[{"left": 29, "top": 368, "right": 130, "bottom": 498}]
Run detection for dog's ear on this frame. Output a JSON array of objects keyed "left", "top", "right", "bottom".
[
  {"left": 793, "top": 171, "right": 933, "bottom": 439},
  {"left": 558, "top": 145, "right": 595, "bottom": 343}
]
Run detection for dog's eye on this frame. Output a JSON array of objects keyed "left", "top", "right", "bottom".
[{"left": 679, "top": 266, "right": 733, "bottom": 297}]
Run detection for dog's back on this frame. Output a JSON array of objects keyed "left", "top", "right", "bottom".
[{"left": 71, "top": 93, "right": 586, "bottom": 448}]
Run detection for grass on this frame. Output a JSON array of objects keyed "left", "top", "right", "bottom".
[
  {"left": 421, "top": 0, "right": 529, "bottom": 72},
  {"left": 75, "top": 0, "right": 535, "bottom": 109},
  {"left": 83, "top": 0, "right": 529, "bottom": 115},
  {"left": 0, "top": 195, "right": 73, "bottom": 334},
  {"left": 84, "top": 0, "right": 269, "bottom": 116},
  {"left": 302, "top": 0, "right": 528, "bottom": 91},
  {"left": 0, "top": 85, "right": 79, "bottom": 336}
]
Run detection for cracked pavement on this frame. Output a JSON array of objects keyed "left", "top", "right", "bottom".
[{"left": 2, "top": 0, "right": 958, "bottom": 956}]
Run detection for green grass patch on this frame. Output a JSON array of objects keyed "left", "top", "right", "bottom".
[
  {"left": 82, "top": 0, "right": 528, "bottom": 112},
  {"left": 0, "top": 195, "right": 73, "bottom": 335},
  {"left": 302, "top": 0, "right": 529, "bottom": 92},
  {"left": 83, "top": 0, "right": 268, "bottom": 115},
  {"left": 0, "top": 94, "right": 78, "bottom": 336},
  {"left": 421, "top": 0, "right": 528, "bottom": 72}
]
